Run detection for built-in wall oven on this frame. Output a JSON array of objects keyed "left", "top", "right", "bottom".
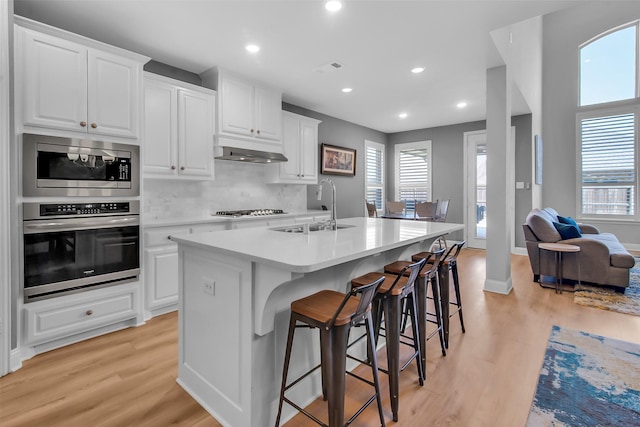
[
  {"left": 22, "top": 133, "right": 139, "bottom": 197},
  {"left": 23, "top": 201, "right": 140, "bottom": 302}
]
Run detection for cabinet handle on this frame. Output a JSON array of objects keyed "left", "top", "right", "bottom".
[
  {"left": 250, "top": 128, "right": 254, "bottom": 133},
  {"left": 91, "top": 123, "right": 98, "bottom": 129},
  {"left": 86, "top": 310, "right": 93, "bottom": 316},
  {"left": 180, "top": 166, "right": 185, "bottom": 171},
  {"left": 80, "top": 121, "right": 87, "bottom": 127},
  {"left": 171, "top": 165, "right": 176, "bottom": 170},
  {"left": 257, "top": 130, "right": 260, "bottom": 135}
]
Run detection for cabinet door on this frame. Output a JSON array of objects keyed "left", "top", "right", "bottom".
[
  {"left": 299, "top": 118, "right": 319, "bottom": 183},
  {"left": 143, "top": 79, "right": 178, "bottom": 176},
  {"left": 178, "top": 88, "right": 214, "bottom": 177},
  {"left": 279, "top": 113, "right": 302, "bottom": 181},
  {"left": 20, "top": 28, "right": 88, "bottom": 132},
  {"left": 87, "top": 49, "right": 140, "bottom": 138},
  {"left": 144, "top": 245, "right": 179, "bottom": 309},
  {"left": 219, "top": 75, "right": 254, "bottom": 137},
  {"left": 254, "top": 86, "right": 282, "bottom": 141}
]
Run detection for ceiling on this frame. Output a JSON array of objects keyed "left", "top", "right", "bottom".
[{"left": 14, "top": 0, "right": 582, "bottom": 133}]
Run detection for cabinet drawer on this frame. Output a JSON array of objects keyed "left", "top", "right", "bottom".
[
  {"left": 24, "top": 285, "right": 138, "bottom": 345},
  {"left": 145, "top": 226, "right": 190, "bottom": 246}
]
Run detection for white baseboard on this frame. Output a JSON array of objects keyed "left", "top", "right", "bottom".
[
  {"left": 623, "top": 242, "right": 640, "bottom": 252},
  {"left": 484, "top": 277, "right": 513, "bottom": 295},
  {"left": 512, "top": 246, "right": 528, "bottom": 256},
  {"left": 9, "top": 348, "right": 23, "bottom": 373}
]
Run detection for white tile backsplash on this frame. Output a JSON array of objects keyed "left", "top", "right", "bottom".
[{"left": 143, "top": 160, "right": 308, "bottom": 219}]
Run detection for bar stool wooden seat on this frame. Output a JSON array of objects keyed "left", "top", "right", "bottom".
[
  {"left": 384, "top": 248, "right": 448, "bottom": 359},
  {"left": 350, "top": 259, "right": 426, "bottom": 422},
  {"left": 275, "top": 276, "right": 387, "bottom": 427},
  {"left": 413, "top": 241, "right": 466, "bottom": 338}
]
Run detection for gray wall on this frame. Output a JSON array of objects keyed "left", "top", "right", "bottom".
[
  {"left": 387, "top": 115, "right": 532, "bottom": 246},
  {"left": 283, "top": 103, "right": 388, "bottom": 219},
  {"left": 543, "top": 2, "right": 640, "bottom": 247}
]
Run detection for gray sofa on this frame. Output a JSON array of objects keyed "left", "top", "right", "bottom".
[{"left": 523, "top": 207, "right": 635, "bottom": 289}]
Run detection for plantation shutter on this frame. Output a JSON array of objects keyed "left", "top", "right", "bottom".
[
  {"left": 580, "top": 112, "right": 636, "bottom": 215},
  {"left": 397, "top": 146, "right": 431, "bottom": 211},
  {"left": 365, "top": 142, "right": 384, "bottom": 210}
]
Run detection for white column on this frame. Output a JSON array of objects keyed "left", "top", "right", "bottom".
[
  {"left": 484, "top": 65, "right": 513, "bottom": 294},
  {"left": 0, "top": 0, "right": 13, "bottom": 376}
]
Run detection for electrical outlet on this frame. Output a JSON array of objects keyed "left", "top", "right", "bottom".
[{"left": 203, "top": 279, "right": 215, "bottom": 295}]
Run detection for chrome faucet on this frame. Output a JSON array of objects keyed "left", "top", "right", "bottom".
[{"left": 317, "top": 178, "right": 337, "bottom": 230}]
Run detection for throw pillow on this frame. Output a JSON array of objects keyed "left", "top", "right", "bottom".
[
  {"left": 553, "top": 222, "right": 582, "bottom": 240},
  {"left": 557, "top": 215, "right": 582, "bottom": 233}
]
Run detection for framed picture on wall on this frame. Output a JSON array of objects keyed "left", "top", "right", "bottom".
[
  {"left": 535, "top": 135, "right": 543, "bottom": 185},
  {"left": 320, "top": 144, "right": 356, "bottom": 176}
]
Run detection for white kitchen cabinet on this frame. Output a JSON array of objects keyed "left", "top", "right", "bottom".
[
  {"left": 143, "top": 225, "right": 190, "bottom": 313},
  {"left": 23, "top": 283, "right": 139, "bottom": 346},
  {"left": 218, "top": 73, "right": 281, "bottom": 142},
  {"left": 268, "top": 111, "right": 321, "bottom": 184},
  {"left": 16, "top": 21, "right": 147, "bottom": 139},
  {"left": 143, "top": 222, "right": 225, "bottom": 315},
  {"left": 143, "top": 73, "right": 215, "bottom": 179}
]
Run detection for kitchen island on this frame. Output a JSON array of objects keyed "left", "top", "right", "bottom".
[{"left": 171, "top": 217, "right": 463, "bottom": 426}]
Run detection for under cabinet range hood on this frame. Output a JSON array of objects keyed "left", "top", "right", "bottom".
[{"left": 214, "top": 146, "right": 288, "bottom": 163}]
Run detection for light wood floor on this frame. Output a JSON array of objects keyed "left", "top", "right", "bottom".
[{"left": 2, "top": 250, "right": 639, "bottom": 427}]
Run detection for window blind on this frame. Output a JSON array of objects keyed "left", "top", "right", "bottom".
[
  {"left": 398, "top": 147, "right": 430, "bottom": 210},
  {"left": 365, "top": 143, "right": 384, "bottom": 210},
  {"left": 580, "top": 113, "right": 636, "bottom": 215}
]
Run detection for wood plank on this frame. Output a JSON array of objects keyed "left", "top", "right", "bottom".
[{"left": 2, "top": 249, "right": 639, "bottom": 426}]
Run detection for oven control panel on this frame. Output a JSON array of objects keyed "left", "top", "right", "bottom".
[{"left": 39, "top": 202, "right": 131, "bottom": 216}]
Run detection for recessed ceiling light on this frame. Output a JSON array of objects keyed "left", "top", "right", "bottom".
[
  {"left": 411, "top": 67, "right": 425, "bottom": 74},
  {"left": 456, "top": 102, "right": 467, "bottom": 108},
  {"left": 325, "top": 1, "right": 343, "bottom": 12},
  {"left": 341, "top": 87, "right": 352, "bottom": 93},
  {"left": 399, "top": 113, "right": 408, "bottom": 119},
  {"left": 245, "top": 44, "right": 260, "bottom": 53}
]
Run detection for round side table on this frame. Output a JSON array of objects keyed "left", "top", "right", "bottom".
[{"left": 538, "top": 243, "right": 581, "bottom": 294}]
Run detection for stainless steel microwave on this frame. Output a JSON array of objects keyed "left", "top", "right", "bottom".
[{"left": 22, "top": 133, "right": 140, "bottom": 197}]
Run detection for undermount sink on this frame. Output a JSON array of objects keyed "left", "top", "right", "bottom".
[{"left": 271, "top": 223, "right": 355, "bottom": 233}]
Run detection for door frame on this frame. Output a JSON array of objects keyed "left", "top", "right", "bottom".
[
  {"left": 1, "top": 0, "right": 12, "bottom": 377},
  {"left": 463, "top": 128, "right": 516, "bottom": 251}
]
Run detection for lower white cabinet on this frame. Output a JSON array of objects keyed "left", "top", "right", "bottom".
[
  {"left": 143, "top": 223, "right": 226, "bottom": 314},
  {"left": 144, "top": 226, "right": 190, "bottom": 312},
  {"left": 23, "top": 283, "right": 139, "bottom": 346}
]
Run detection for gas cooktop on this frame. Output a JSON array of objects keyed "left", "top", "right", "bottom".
[{"left": 214, "top": 209, "right": 286, "bottom": 218}]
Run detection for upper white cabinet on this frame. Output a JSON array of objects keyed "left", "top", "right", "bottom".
[
  {"left": 268, "top": 111, "right": 321, "bottom": 184},
  {"left": 15, "top": 19, "right": 148, "bottom": 139},
  {"left": 143, "top": 73, "right": 215, "bottom": 179},
  {"left": 200, "top": 68, "right": 283, "bottom": 152}
]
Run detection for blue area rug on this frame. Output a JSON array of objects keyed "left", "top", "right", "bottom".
[{"left": 527, "top": 325, "right": 640, "bottom": 426}]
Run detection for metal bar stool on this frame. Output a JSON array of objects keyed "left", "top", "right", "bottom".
[
  {"left": 350, "top": 259, "right": 426, "bottom": 422},
  {"left": 274, "top": 276, "right": 386, "bottom": 427},
  {"left": 413, "top": 241, "right": 466, "bottom": 347},
  {"left": 384, "top": 248, "right": 448, "bottom": 376}
]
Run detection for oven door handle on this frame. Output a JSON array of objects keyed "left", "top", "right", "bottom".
[{"left": 23, "top": 215, "right": 139, "bottom": 234}]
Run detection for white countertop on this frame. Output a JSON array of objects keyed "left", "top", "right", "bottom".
[
  {"left": 143, "top": 209, "right": 328, "bottom": 228},
  {"left": 171, "top": 217, "right": 464, "bottom": 273}
]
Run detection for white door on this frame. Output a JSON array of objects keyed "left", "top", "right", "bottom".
[
  {"left": 220, "top": 75, "right": 254, "bottom": 137},
  {"left": 299, "top": 118, "right": 318, "bottom": 183},
  {"left": 279, "top": 112, "right": 302, "bottom": 181},
  {"left": 178, "top": 88, "right": 214, "bottom": 177},
  {"left": 254, "top": 85, "right": 282, "bottom": 141},
  {"left": 143, "top": 78, "right": 178, "bottom": 176},
  {"left": 88, "top": 49, "right": 140, "bottom": 138},
  {"left": 465, "top": 131, "right": 487, "bottom": 249},
  {"left": 20, "top": 27, "right": 88, "bottom": 132}
]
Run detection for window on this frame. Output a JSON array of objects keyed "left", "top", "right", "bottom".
[
  {"left": 580, "top": 24, "right": 637, "bottom": 106},
  {"left": 365, "top": 140, "right": 385, "bottom": 213},
  {"left": 578, "top": 21, "right": 640, "bottom": 219},
  {"left": 394, "top": 141, "right": 432, "bottom": 213}
]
